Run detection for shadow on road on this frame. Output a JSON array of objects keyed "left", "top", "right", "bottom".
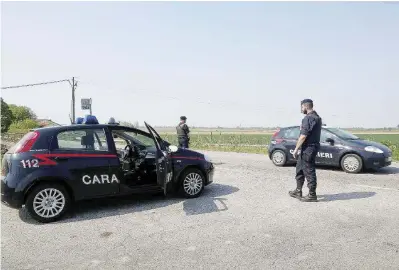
[
  {"left": 183, "top": 183, "right": 239, "bottom": 215},
  {"left": 365, "top": 166, "right": 399, "bottom": 175},
  {"left": 317, "top": 192, "right": 376, "bottom": 202},
  {"left": 287, "top": 163, "right": 399, "bottom": 175},
  {"left": 18, "top": 183, "right": 239, "bottom": 225}
]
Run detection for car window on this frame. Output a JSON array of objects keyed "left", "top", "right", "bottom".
[
  {"left": 325, "top": 128, "right": 359, "bottom": 140},
  {"left": 282, "top": 127, "right": 300, "bottom": 139},
  {"left": 113, "top": 130, "right": 155, "bottom": 148},
  {"left": 320, "top": 129, "right": 335, "bottom": 142},
  {"left": 56, "top": 129, "right": 109, "bottom": 151}
]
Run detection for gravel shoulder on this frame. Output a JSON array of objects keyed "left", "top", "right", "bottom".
[{"left": 1, "top": 151, "right": 399, "bottom": 269}]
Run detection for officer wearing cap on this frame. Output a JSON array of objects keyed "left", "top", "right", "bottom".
[
  {"left": 176, "top": 116, "right": 190, "bottom": 149},
  {"left": 289, "top": 99, "right": 322, "bottom": 202}
]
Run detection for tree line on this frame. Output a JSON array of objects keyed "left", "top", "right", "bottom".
[{"left": 1, "top": 98, "right": 39, "bottom": 133}]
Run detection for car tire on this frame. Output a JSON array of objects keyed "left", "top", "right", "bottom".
[
  {"left": 340, "top": 154, "right": 363, "bottom": 174},
  {"left": 271, "top": 150, "right": 287, "bottom": 166},
  {"left": 179, "top": 168, "right": 205, "bottom": 198},
  {"left": 25, "top": 183, "right": 71, "bottom": 223}
]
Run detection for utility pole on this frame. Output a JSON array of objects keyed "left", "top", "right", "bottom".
[
  {"left": 1, "top": 78, "right": 76, "bottom": 124},
  {"left": 69, "top": 77, "right": 78, "bottom": 124}
]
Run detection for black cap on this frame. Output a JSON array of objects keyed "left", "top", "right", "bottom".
[
  {"left": 180, "top": 116, "right": 187, "bottom": 120},
  {"left": 301, "top": 99, "right": 313, "bottom": 104}
]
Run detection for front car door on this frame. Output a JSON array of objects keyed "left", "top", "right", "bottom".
[
  {"left": 316, "top": 129, "right": 340, "bottom": 165},
  {"left": 50, "top": 126, "right": 119, "bottom": 200},
  {"left": 144, "top": 122, "right": 172, "bottom": 195},
  {"left": 107, "top": 126, "right": 157, "bottom": 190}
]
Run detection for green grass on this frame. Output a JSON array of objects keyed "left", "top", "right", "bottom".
[
  {"left": 2, "top": 131, "right": 398, "bottom": 161},
  {"left": 161, "top": 133, "right": 399, "bottom": 161}
]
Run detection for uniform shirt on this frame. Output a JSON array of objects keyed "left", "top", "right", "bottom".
[
  {"left": 176, "top": 123, "right": 190, "bottom": 138},
  {"left": 300, "top": 111, "right": 322, "bottom": 146}
]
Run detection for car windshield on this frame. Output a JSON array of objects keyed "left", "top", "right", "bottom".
[
  {"left": 115, "top": 131, "right": 155, "bottom": 147},
  {"left": 325, "top": 128, "right": 359, "bottom": 140}
]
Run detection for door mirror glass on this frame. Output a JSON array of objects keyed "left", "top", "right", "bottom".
[{"left": 168, "top": 145, "right": 178, "bottom": 153}]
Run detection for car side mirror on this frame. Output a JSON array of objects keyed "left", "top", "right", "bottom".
[
  {"left": 326, "top": 138, "right": 334, "bottom": 145},
  {"left": 168, "top": 145, "right": 178, "bottom": 153}
]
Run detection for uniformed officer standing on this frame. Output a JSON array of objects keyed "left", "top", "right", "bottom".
[
  {"left": 290, "top": 99, "right": 322, "bottom": 202},
  {"left": 176, "top": 116, "right": 190, "bottom": 149}
]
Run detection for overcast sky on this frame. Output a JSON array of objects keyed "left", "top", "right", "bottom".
[{"left": 1, "top": 2, "right": 398, "bottom": 128}]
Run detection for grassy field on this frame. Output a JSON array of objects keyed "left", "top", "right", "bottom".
[
  {"left": 160, "top": 133, "right": 399, "bottom": 161},
  {"left": 2, "top": 131, "right": 398, "bottom": 161}
]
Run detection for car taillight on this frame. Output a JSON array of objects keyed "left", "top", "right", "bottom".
[
  {"left": 14, "top": 131, "right": 40, "bottom": 153},
  {"left": 272, "top": 129, "right": 280, "bottom": 138}
]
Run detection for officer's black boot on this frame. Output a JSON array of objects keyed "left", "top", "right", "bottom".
[
  {"left": 300, "top": 190, "right": 317, "bottom": 202},
  {"left": 289, "top": 189, "right": 302, "bottom": 199}
]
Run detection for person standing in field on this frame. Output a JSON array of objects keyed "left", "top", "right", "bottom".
[
  {"left": 290, "top": 99, "right": 322, "bottom": 202},
  {"left": 176, "top": 116, "right": 190, "bottom": 149}
]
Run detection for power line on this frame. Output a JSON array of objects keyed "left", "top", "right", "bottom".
[
  {"left": 1, "top": 77, "right": 78, "bottom": 125},
  {"left": 79, "top": 80, "right": 294, "bottom": 114},
  {"left": 1, "top": 79, "right": 70, "bottom": 89}
]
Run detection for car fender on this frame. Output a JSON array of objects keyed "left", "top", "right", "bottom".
[
  {"left": 15, "top": 166, "right": 73, "bottom": 195},
  {"left": 270, "top": 146, "right": 291, "bottom": 161},
  {"left": 173, "top": 161, "right": 208, "bottom": 185},
  {"left": 338, "top": 149, "right": 365, "bottom": 166}
]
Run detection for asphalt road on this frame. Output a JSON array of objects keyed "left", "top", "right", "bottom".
[{"left": 1, "top": 151, "right": 399, "bottom": 270}]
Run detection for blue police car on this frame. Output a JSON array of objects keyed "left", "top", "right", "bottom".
[
  {"left": 1, "top": 115, "right": 215, "bottom": 223},
  {"left": 268, "top": 126, "right": 392, "bottom": 173}
]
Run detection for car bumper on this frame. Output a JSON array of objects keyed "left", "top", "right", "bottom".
[
  {"left": 206, "top": 163, "right": 215, "bottom": 185},
  {"left": 363, "top": 155, "right": 392, "bottom": 170},
  {"left": 1, "top": 180, "right": 23, "bottom": 209}
]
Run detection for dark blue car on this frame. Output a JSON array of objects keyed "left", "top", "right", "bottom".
[
  {"left": 1, "top": 116, "right": 214, "bottom": 223},
  {"left": 268, "top": 126, "right": 392, "bottom": 173}
]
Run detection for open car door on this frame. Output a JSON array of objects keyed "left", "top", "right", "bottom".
[{"left": 144, "top": 122, "right": 172, "bottom": 195}]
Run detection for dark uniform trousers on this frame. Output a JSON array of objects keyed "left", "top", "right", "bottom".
[
  {"left": 178, "top": 137, "right": 189, "bottom": 149},
  {"left": 295, "top": 144, "right": 319, "bottom": 193}
]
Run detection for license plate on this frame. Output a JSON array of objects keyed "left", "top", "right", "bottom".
[{"left": 386, "top": 157, "right": 392, "bottom": 162}]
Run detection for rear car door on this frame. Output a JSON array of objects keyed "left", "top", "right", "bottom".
[
  {"left": 281, "top": 127, "right": 300, "bottom": 163},
  {"left": 144, "top": 122, "right": 172, "bottom": 195},
  {"left": 50, "top": 127, "right": 119, "bottom": 200}
]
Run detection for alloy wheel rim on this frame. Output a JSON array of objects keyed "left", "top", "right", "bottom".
[
  {"left": 33, "top": 188, "right": 66, "bottom": 218},
  {"left": 344, "top": 156, "right": 359, "bottom": 172},
  {"left": 183, "top": 173, "right": 203, "bottom": 196},
  {"left": 273, "top": 152, "right": 284, "bottom": 164}
]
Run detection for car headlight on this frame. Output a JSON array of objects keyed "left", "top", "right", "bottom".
[
  {"left": 204, "top": 154, "right": 213, "bottom": 163},
  {"left": 364, "top": 146, "right": 383, "bottom": 154}
]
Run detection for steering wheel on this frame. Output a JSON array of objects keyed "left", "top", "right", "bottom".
[{"left": 122, "top": 144, "right": 133, "bottom": 160}]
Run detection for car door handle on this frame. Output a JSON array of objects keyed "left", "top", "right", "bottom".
[{"left": 54, "top": 157, "right": 69, "bottom": 161}]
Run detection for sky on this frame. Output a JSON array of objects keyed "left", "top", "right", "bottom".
[{"left": 1, "top": 1, "right": 398, "bottom": 128}]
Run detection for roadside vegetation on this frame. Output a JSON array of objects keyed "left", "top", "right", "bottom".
[
  {"left": 1, "top": 99, "right": 398, "bottom": 160},
  {"left": 160, "top": 133, "right": 399, "bottom": 161}
]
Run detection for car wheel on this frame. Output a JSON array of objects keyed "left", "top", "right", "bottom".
[
  {"left": 179, "top": 168, "right": 205, "bottom": 198},
  {"left": 341, "top": 154, "right": 363, "bottom": 174},
  {"left": 271, "top": 150, "right": 287, "bottom": 166},
  {"left": 25, "top": 183, "right": 71, "bottom": 223}
]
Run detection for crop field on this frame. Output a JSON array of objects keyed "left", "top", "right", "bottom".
[
  {"left": 2, "top": 131, "right": 399, "bottom": 160},
  {"left": 160, "top": 133, "right": 399, "bottom": 160}
]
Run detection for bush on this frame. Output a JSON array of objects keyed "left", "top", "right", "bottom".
[
  {"left": 8, "top": 104, "right": 37, "bottom": 122},
  {"left": 9, "top": 119, "right": 40, "bottom": 132},
  {"left": 1, "top": 98, "right": 13, "bottom": 133}
]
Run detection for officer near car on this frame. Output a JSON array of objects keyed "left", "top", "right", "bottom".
[
  {"left": 290, "top": 99, "right": 322, "bottom": 202},
  {"left": 176, "top": 116, "right": 190, "bottom": 149}
]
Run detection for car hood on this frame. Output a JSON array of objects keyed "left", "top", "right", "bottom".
[
  {"left": 347, "top": 139, "right": 392, "bottom": 154},
  {"left": 172, "top": 148, "right": 204, "bottom": 158}
]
